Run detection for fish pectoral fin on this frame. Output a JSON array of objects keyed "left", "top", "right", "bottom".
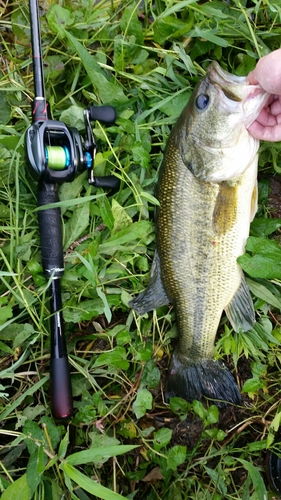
[
  {"left": 129, "top": 249, "right": 169, "bottom": 315},
  {"left": 250, "top": 181, "right": 258, "bottom": 222},
  {"left": 224, "top": 273, "right": 255, "bottom": 332}
]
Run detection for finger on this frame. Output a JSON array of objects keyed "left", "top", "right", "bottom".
[
  {"left": 254, "top": 108, "right": 278, "bottom": 127},
  {"left": 270, "top": 98, "right": 281, "bottom": 116},
  {"left": 247, "top": 122, "right": 281, "bottom": 142},
  {"left": 247, "top": 50, "right": 281, "bottom": 94},
  {"left": 246, "top": 71, "right": 259, "bottom": 85}
]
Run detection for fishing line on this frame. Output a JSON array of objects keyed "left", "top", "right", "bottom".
[{"left": 45, "top": 145, "right": 71, "bottom": 170}]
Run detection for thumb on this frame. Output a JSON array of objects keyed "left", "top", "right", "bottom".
[{"left": 246, "top": 70, "right": 259, "bottom": 85}]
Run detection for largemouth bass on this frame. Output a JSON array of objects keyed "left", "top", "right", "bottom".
[{"left": 130, "top": 61, "right": 270, "bottom": 405}]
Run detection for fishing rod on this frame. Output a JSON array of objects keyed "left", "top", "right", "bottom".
[{"left": 26, "top": 0, "right": 119, "bottom": 419}]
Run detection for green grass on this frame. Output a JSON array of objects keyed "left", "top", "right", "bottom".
[{"left": 1, "top": 0, "right": 281, "bottom": 498}]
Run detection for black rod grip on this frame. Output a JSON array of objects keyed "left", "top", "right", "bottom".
[
  {"left": 37, "top": 183, "right": 64, "bottom": 278},
  {"left": 50, "top": 356, "right": 73, "bottom": 419},
  {"left": 50, "top": 279, "right": 73, "bottom": 419}
]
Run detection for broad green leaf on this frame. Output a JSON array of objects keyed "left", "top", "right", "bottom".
[
  {"left": 120, "top": 5, "right": 144, "bottom": 44},
  {"left": 238, "top": 237, "right": 281, "bottom": 279},
  {"left": 46, "top": 5, "right": 75, "bottom": 36},
  {"left": 205, "top": 405, "right": 219, "bottom": 425},
  {"left": 63, "top": 201, "right": 90, "bottom": 250},
  {"left": 167, "top": 445, "right": 187, "bottom": 471},
  {"left": 112, "top": 199, "right": 132, "bottom": 234},
  {"left": 60, "top": 105, "right": 85, "bottom": 130},
  {"left": 26, "top": 446, "right": 45, "bottom": 497},
  {"left": 250, "top": 217, "right": 281, "bottom": 237},
  {"left": 98, "top": 221, "right": 154, "bottom": 255},
  {"left": 66, "top": 445, "right": 138, "bottom": 466},
  {"left": 63, "top": 30, "right": 127, "bottom": 104},
  {"left": 268, "top": 410, "right": 281, "bottom": 433},
  {"left": 169, "top": 397, "right": 191, "bottom": 417},
  {"left": 1, "top": 473, "right": 30, "bottom": 500},
  {"left": 140, "top": 359, "right": 160, "bottom": 389},
  {"left": 242, "top": 377, "right": 265, "bottom": 393},
  {"left": 0, "top": 304, "right": 13, "bottom": 325},
  {"left": 237, "top": 459, "right": 267, "bottom": 498},
  {"left": 93, "top": 346, "right": 129, "bottom": 370},
  {"left": 23, "top": 420, "right": 46, "bottom": 456},
  {"left": 41, "top": 416, "right": 62, "bottom": 450},
  {"left": 247, "top": 278, "right": 281, "bottom": 309},
  {"left": 0, "top": 340, "right": 14, "bottom": 354},
  {"left": 139, "top": 191, "right": 160, "bottom": 206},
  {"left": 63, "top": 298, "right": 105, "bottom": 323},
  {"left": 99, "top": 195, "right": 114, "bottom": 230},
  {"left": 153, "top": 428, "right": 172, "bottom": 451},
  {"left": 62, "top": 462, "right": 129, "bottom": 499},
  {"left": 13, "top": 324, "right": 36, "bottom": 349},
  {"left": 11, "top": 7, "right": 30, "bottom": 41},
  {"left": 0, "top": 93, "right": 11, "bottom": 125},
  {"left": 132, "top": 388, "right": 153, "bottom": 419},
  {"left": 153, "top": 16, "right": 191, "bottom": 45}
]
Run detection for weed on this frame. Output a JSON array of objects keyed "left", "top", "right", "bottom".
[{"left": 1, "top": 0, "right": 281, "bottom": 499}]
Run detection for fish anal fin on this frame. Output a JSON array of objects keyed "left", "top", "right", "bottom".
[
  {"left": 129, "top": 249, "right": 169, "bottom": 315},
  {"left": 224, "top": 274, "right": 255, "bottom": 332}
]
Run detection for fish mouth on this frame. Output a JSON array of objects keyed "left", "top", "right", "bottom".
[
  {"left": 207, "top": 61, "right": 246, "bottom": 101},
  {"left": 207, "top": 60, "right": 270, "bottom": 126}
]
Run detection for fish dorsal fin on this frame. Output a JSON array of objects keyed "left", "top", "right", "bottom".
[
  {"left": 130, "top": 249, "right": 169, "bottom": 315},
  {"left": 224, "top": 273, "right": 255, "bottom": 332}
]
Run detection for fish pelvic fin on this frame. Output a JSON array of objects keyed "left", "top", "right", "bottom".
[
  {"left": 166, "top": 352, "right": 241, "bottom": 407},
  {"left": 129, "top": 249, "right": 169, "bottom": 315},
  {"left": 224, "top": 273, "right": 255, "bottom": 332}
]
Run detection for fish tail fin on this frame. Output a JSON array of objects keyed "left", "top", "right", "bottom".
[{"left": 166, "top": 352, "right": 241, "bottom": 406}]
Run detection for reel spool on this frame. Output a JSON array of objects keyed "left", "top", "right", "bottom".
[{"left": 45, "top": 145, "right": 71, "bottom": 170}]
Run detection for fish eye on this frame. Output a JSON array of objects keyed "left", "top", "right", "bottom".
[{"left": 195, "top": 94, "right": 210, "bottom": 110}]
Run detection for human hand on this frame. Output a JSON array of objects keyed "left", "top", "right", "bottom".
[{"left": 247, "top": 49, "right": 281, "bottom": 142}]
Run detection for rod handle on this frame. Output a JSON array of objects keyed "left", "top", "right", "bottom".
[
  {"left": 37, "top": 183, "right": 64, "bottom": 278},
  {"left": 50, "top": 357, "right": 73, "bottom": 419}
]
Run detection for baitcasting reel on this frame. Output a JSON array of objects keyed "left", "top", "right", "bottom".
[{"left": 26, "top": 101, "right": 119, "bottom": 191}]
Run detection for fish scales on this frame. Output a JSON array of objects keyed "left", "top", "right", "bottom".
[
  {"left": 130, "top": 61, "right": 270, "bottom": 405},
  {"left": 157, "top": 142, "right": 257, "bottom": 361}
]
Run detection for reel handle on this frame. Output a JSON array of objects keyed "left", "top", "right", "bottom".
[
  {"left": 37, "top": 183, "right": 64, "bottom": 278},
  {"left": 88, "top": 105, "right": 116, "bottom": 124},
  {"left": 93, "top": 175, "right": 120, "bottom": 193}
]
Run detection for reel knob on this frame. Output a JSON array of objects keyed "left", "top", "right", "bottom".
[{"left": 88, "top": 105, "right": 116, "bottom": 124}]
